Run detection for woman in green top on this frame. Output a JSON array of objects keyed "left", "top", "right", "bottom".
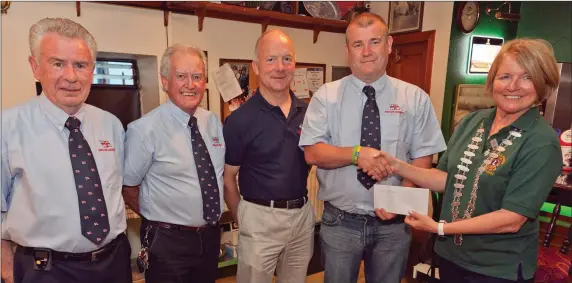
[{"left": 376, "top": 38, "right": 563, "bottom": 283}]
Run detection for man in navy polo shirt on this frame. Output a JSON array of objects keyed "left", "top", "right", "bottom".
[{"left": 223, "top": 29, "right": 315, "bottom": 283}]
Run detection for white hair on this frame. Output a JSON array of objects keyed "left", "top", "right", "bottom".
[
  {"left": 160, "top": 44, "right": 208, "bottom": 78},
  {"left": 29, "top": 18, "right": 97, "bottom": 64}
]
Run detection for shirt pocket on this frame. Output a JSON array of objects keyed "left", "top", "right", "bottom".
[
  {"left": 91, "top": 138, "right": 121, "bottom": 188},
  {"left": 380, "top": 111, "right": 410, "bottom": 160},
  {"left": 380, "top": 111, "right": 408, "bottom": 143}
]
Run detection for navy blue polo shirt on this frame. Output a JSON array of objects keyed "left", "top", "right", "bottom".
[{"left": 223, "top": 89, "right": 309, "bottom": 201}]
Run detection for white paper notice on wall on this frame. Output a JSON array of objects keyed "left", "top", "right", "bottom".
[
  {"left": 374, "top": 185, "right": 430, "bottom": 216},
  {"left": 214, "top": 63, "right": 243, "bottom": 102},
  {"left": 291, "top": 68, "right": 310, "bottom": 99}
]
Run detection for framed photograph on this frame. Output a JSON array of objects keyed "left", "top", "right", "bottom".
[
  {"left": 388, "top": 1, "right": 424, "bottom": 35},
  {"left": 293, "top": 62, "right": 326, "bottom": 101},
  {"left": 219, "top": 59, "right": 253, "bottom": 122},
  {"left": 468, "top": 36, "right": 504, "bottom": 74},
  {"left": 203, "top": 50, "right": 208, "bottom": 82},
  {"left": 331, "top": 66, "right": 352, "bottom": 81},
  {"left": 199, "top": 89, "right": 209, "bottom": 110},
  {"left": 452, "top": 84, "right": 495, "bottom": 133}
]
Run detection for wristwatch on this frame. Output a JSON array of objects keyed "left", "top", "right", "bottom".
[{"left": 438, "top": 220, "right": 446, "bottom": 236}]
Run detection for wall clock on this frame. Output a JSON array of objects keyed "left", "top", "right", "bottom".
[{"left": 457, "top": 1, "right": 480, "bottom": 34}]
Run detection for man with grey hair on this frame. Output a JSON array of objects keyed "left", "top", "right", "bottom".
[
  {"left": 300, "top": 12, "right": 446, "bottom": 283},
  {"left": 1, "top": 18, "right": 131, "bottom": 283},
  {"left": 223, "top": 29, "right": 315, "bottom": 283},
  {"left": 122, "top": 43, "right": 224, "bottom": 283}
]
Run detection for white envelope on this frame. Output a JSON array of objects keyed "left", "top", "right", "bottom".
[{"left": 373, "top": 185, "right": 430, "bottom": 216}]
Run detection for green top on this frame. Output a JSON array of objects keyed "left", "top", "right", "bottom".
[{"left": 435, "top": 107, "right": 563, "bottom": 281}]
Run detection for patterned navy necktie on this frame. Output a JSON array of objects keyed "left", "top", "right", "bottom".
[
  {"left": 357, "top": 85, "right": 381, "bottom": 190},
  {"left": 65, "top": 116, "right": 110, "bottom": 245},
  {"left": 188, "top": 116, "right": 220, "bottom": 226}
]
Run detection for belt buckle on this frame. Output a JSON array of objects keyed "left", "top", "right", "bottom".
[{"left": 91, "top": 246, "right": 107, "bottom": 261}]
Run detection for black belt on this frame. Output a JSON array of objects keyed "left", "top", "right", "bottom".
[
  {"left": 18, "top": 234, "right": 121, "bottom": 262},
  {"left": 146, "top": 220, "right": 216, "bottom": 231},
  {"left": 244, "top": 196, "right": 308, "bottom": 209},
  {"left": 324, "top": 201, "right": 405, "bottom": 224}
]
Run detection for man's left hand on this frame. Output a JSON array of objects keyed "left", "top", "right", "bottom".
[
  {"left": 375, "top": 208, "right": 397, "bottom": 221},
  {"left": 405, "top": 210, "right": 438, "bottom": 233}
]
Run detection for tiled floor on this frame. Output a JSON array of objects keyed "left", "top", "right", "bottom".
[
  {"left": 133, "top": 262, "right": 413, "bottom": 283},
  {"left": 213, "top": 263, "right": 414, "bottom": 283}
]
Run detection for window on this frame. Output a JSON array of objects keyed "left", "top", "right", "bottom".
[{"left": 93, "top": 60, "right": 137, "bottom": 86}]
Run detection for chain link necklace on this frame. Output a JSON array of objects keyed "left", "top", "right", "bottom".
[{"left": 449, "top": 122, "right": 522, "bottom": 245}]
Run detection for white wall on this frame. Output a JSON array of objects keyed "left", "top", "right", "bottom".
[
  {"left": 1, "top": 2, "right": 167, "bottom": 110},
  {"left": 0, "top": 1, "right": 169, "bottom": 259},
  {"left": 370, "top": 1, "right": 454, "bottom": 123},
  {"left": 1, "top": 2, "right": 453, "bottom": 121},
  {"left": 169, "top": 13, "right": 348, "bottom": 115}
]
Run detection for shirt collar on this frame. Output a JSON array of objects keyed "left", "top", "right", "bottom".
[
  {"left": 252, "top": 89, "right": 305, "bottom": 112},
  {"left": 483, "top": 106, "right": 540, "bottom": 132},
  {"left": 164, "top": 98, "right": 192, "bottom": 128},
  {"left": 350, "top": 73, "right": 390, "bottom": 96},
  {"left": 38, "top": 93, "right": 86, "bottom": 132}
]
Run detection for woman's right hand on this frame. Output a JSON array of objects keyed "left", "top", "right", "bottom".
[{"left": 376, "top": 150, "right": 405, "bottom": 175}]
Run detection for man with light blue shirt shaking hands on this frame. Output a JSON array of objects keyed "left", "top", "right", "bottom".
[
  {"left": 122, "top": 44, "right": 225, "bottom": 283},
  {"left": 1, "top": 18, "right": 131, "bottom": 283},
  {"left": 299, "top": 12, "right": 446, "bottom": 283}
]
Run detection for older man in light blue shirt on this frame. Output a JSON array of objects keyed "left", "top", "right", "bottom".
[
  {"left": 1, "top": 18, "right": 131, "bottom": 283},
  {"left": 299, "top": 13, "right": 446, "bottom": 283},
  {"left": 123, "top": 44, "right": 224, "bottom": 283}
]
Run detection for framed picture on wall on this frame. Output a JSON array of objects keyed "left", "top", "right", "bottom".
[
  {"left": 331, "top": 66, "right": 352, "bottom": 81},
  {"left": 203, "top": 50, "right": 208, "bottom": 82},
  {"left": 388, "top": 1, "right": 424, "bottom": 35},
  {"left": 451, "top": 84, "right": 495, "bottom": 133},
  {"left": 218, "top": 59, "right": 253, "bottom": 122},
  {"left": 468, "top": 36, "right": 504, "bottom": 74},
  {"left": 199, "top": 89, "right": 209, "bottom": 110}
]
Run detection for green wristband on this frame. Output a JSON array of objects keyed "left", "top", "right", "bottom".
[{"left": 352, "top": 146, "right": 361, "bottom": 165}]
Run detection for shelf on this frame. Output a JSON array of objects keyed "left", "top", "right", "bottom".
[{"left": 96, "top": 1, "right": 349, "bottom": 43}]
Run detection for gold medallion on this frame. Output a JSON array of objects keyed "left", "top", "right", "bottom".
[{"left": 485, "top": 154, "right": 505, "bottom": 175}]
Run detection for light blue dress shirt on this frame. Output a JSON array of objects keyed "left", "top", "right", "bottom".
[
  {"left": 299, "top": 74, "right": 447, "bottom": 215},
  {"left": 123, "top": 99, "right": 225, "bottom": 227},
  {"left": 1, "top": 94, "right": 127, "bottom": 253}
]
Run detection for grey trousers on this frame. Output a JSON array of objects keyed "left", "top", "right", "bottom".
[{"left": 236, "top": 200, "right": 315, "bottom": 283}]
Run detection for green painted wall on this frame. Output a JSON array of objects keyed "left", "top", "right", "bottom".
[
  {"left": 440, "top": 2, "right": 520, "bottom": 141},
  {"left": 517, "top": 1, "right": 572, "bottom": 63}
]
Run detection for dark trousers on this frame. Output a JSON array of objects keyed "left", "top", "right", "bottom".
[
  {"left": 141, "top": 219, "right": 221, "bottom": 283},
  {"left": 13, "top": 233, "right": 132, "bottom": 283},
  {"left": 439, "top": 257, "right": 534, "bottom": 283}
]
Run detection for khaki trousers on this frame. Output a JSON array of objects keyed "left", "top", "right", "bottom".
[{"left": 236, "top": 199, "right": 315, "bottom": 283}]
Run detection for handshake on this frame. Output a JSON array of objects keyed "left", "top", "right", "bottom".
[{"left": 356, "top": 146, "right": 403, "bottom": 181}]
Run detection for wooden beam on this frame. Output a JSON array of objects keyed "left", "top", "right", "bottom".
[{"left": 76, "top": 1, "right": 81, "bottom": 17}]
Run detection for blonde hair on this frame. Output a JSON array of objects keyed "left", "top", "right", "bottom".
[
  {"left": 346, "top": 12, "right": 389, "bottom": 43},
  {"left": 485, "top": 38, "right": 560, "bottom": 103},
  {"left": 29, "top": 18, "right": 97, "bottom": 64},
  {"left": 160, "top": 43, "right": 207, "bottom": 78}
]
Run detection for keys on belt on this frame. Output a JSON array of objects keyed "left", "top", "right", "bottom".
[{"left": 244, "top": 196, "right": 308, "bottom": 209}]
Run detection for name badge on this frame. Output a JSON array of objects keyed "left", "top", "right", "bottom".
[{"left": 490, "top": 139, "right": 498, "bottom": 149}]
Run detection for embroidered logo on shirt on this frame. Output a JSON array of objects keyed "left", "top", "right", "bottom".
[
  {"left": 296, "top": 124, "right": 303, "bottom": 135},
  {"left": 212, "top": 137, "right": 223, "bottom": 147},
  {"left": 384, "top": 104, "right": 404, "bottom": 114},
  {"left": 484, "top": 153, "right": 505, "bottom": 175},
  {"left": 98, "top": 140, "right": 115, "bottom": 152}
]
